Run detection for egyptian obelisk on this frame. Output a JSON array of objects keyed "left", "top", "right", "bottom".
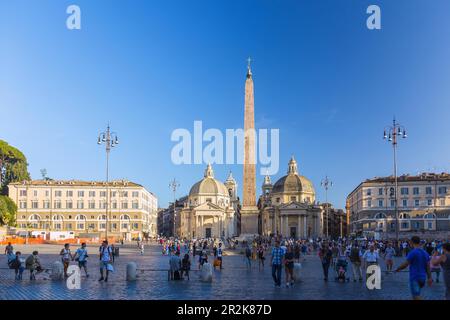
[{"left": 240, "top": 58, "right": 259, "bottom": 236}]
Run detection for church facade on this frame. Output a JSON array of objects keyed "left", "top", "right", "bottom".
[
  {"left": 258, "top": 157, "right": 323, "bottom": 238},
  {"left": 179, "top": 164, "right": 238, "bottom": 239}
]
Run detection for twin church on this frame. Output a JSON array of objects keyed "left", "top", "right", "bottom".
[{"left": 178, "top": 62, "right": 322, "bottom": 239}]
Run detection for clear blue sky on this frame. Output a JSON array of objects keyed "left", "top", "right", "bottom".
[{"left": 1, "top": 0, "right": 450, "bottom": 209}]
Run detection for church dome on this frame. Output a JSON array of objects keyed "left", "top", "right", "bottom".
[
  {"left": 271, "top": 157, "right": 315, "bottom": 195},
  {"left": 189, "top": 164, "right": 229, "bottom": 197}
]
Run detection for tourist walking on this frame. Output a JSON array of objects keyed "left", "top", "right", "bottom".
[
  {"left": 5, "top": 242, "right": 13, "bottom": 255},
  {"left": 216, "top": 243, "right": 223, "bottom": 270},
  {"left": 383, "top": 243, "right": 396, "bottom": 273},
  {"left": 395, "top": 236, "right": 432, "bottom": 300},
  {"left": 258, "top": 245, "right": 265, "bottom": 270},
  {"left": 319, "top": 244, "right": 332, "bottom": 281},
  {"left": 349, "top": 244, "right": 362, "bottom": 282},
  {"left": 245, "top": 245, "right": 252, "bottom": 269},
  {"left": 73, "top": 242, "right": 89, "bottom": 277},
  {"left": 9, "top": 251, "right": 24, "bottom": 280},
  {"left": 284, "top": 246, "right": 295, "bottom": 287},
  {"left": 181, "top": 253, "right": 191, "bottom": 280},
  {"left": 60, "top": 243, "right": 73, "bottom": 278},
  {"left": 169, "top": 251, "right": 182, "bottom": 280},
  {"left": 25, "top": 251, "right": 43, "bottom": 281},
  {"left": 430, "top": 242, "right": 450, "bottom": 300},
  {"left": 98, "top": 240, "right": 113, "bottom": 282},
  {"left": 430, "top": 250, "right": 441, "bottom": 283},
  {"left": 271, "top": 240, "right": 284, "bottom": 288}
]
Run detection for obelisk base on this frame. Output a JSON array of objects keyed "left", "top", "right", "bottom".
[{"left": 240, "top": 206, "right": 259, "bottom": 236}]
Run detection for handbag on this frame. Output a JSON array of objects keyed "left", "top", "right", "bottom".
[{"left": 106, "top": 263, "right": 114, "bottom": 272}]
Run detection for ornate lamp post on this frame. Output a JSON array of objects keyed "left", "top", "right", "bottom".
[
  {"left": 169, "top": 178, "right": 180, "bottom": 238},
  {"left": 321, "top": 176, "right": 333, "bottom": 239},
  {"left": 383, "top": 118, "right": 407, "bottom": 242},
  {"left": 97, "top": 124, "right": 119, "bottom": 241}
]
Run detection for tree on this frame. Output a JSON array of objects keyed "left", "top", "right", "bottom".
[
  {"left": 0, "top": 140, "right": 31, "bottom": 195},
  {"left": 0, "top": 195, "right": 17, "bottom": 226}
]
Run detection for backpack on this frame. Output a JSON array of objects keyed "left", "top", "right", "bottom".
[{"left": 8, "top": 258, "right": 20, "bottom": 269}]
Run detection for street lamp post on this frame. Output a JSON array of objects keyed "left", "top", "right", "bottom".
[
  {"left": 169, "top": 178, "right": 180, "bottom": 238},
  {"left": 321, "top": 176, "right": 333, "bottom": 239},
  {"left": 383, "top": 118, "right": 407, "bottom": 242},
  {"left": 97, "top": 124, "right": 119, "bottom": 241}
]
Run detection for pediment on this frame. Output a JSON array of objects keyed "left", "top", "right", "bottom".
[
  {"left": 279, "top": 201, "right": 310, "bottom": 210},
  {"left": 193, "top": 202, "right": 224, "bottom": 211}
]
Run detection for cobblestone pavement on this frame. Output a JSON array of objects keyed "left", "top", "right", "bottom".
[{"left": 0, "top": 244, "right": 446, "bottom": 300}]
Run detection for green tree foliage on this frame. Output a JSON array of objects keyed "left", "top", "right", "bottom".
[
  {"left": 0, "top": 195, "right": 17, "bottom": 226},
  {"left": 0, "top": 140, "right": 31, "bottom": 195}
]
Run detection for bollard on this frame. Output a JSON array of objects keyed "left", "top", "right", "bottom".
[
  {"left": 50, "top": 261, "right": 64, "bottom": 280},
  {"left": 293, "top": 263, "right": 302, "bottom": 281},
  {"left": 200, "top": 263, "right": 213, "bottom": 282},
  {"left": 126, "top": 262, "right": 137, "bottom": 281}
]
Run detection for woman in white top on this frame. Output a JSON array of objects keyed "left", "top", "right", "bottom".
[{"left": 60, "top": 243, "right": 73, "bottom": 277}]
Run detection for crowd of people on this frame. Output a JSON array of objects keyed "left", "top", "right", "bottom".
[{"left": 3, "top": 234, "right": 450, "bottom": 300}]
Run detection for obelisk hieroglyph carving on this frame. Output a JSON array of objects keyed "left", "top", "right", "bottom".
[{"left": 240, "top": 58, "right": 259, "bottom": 235}]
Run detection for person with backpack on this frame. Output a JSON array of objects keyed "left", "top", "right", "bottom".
[
  {"left": 395, "top": 236, "right": 432, "bottom": 300},
  {"left": 98, "top": 240, "right": 113, "bottom": 282},
  {"left": 73, "top": 242, "right": 89, "bottom": 277},
  {"left": 60, "top": 243, "right": 73, "bottom": 277},
  {"left": 9, "top": 251, "right": 24, "bottom": 280},
  {"left": 349, "top": 243, "right": 362, "bottom": 282},
  {"left": 26, "top": 251, "right": 43, "bottom": 280}
]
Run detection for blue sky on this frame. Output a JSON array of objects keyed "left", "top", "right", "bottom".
[{"left": 1, "top": 0, "right": 450, "bottom": 209}]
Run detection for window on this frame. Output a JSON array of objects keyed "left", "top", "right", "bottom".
[
  {"left": 438, "top": 186, "right": 447, "bottom": 194},
  {"left": 401, "top": 222, "right": 409, "bottom": 229},
  {"left": 413, "top": 187, "right": 419, "bottom": 195},
  {"left": 122, "top": 202, "right": 128, "bottom": 209},
  {"left": 132, "top": 191, "right": 139, "bottom": 198},
  {"left": 33, "top": 190, "right": 38, "bottom": 197},
  {"left": 400, "top": 188, "right": 409, "bottom": 195},
  {"left": 427, "top": 199, "right": 433, "bottom": 206},
  {"left": 31, "top": 201, "right": 38, "bottom": 209},
  {"left": 100, "top": 191, "right": 106, "bottom": 197},
  {"left": 55, "top": 190, "right": 62, "bottom": 197},
  {"left": 45, "top": 190, "right": 49, "bottom": 197},
  {"left": 414, "top": 199, "right": 420, "bottom": 207},
  {"left": 122, "top": 191, "right": 128, "bottom": 197},
  {"left": 402, "top": 199, "right": 407, "bottom": 207},
  {"left": 390, "top": 200, "right": 395, "bottom": 207},
  {"left": 54, "top": 200, "right": 62, "bottom": 209},
  {"left": 67, "top": 223, "right": 72, "bottom": 230},
  {"left": 111, "top": 191, "right": 117, "bottom": 197},
  {"left": 99, "top": 223, "right": 106, "bottom": 230},
  {"left": 132, "top": 201, "right": 139, "bottom": 209},
  {"left": 367, "top": 189, "right": 372, "bottom": 196},
  {"left": 77, "top": 201, "right": 84, "bottom": 209},
  {"left": 426, "top": 187, "right": 432, "bottom": 195},
  {"left": 378, "top": 188, "right": 383, "bottom": 196},
  {"left": 89, "top": 191, "right": 96, "bottom": 197},
  {"left": 43, "top": 201, "right": 50, "bottom": 209},
  {"left": 66, "top": 191, "right": 73, "bottom": 197},
  {"left": 66, "top": 201, "right": 73, "bottom": 209},
  {"left": 111, "top": 201, "right": 117, "bottom": 209},
  {"left": 77, "top": 191, "right": 84, "bottom": 197},
  {"left": 112, "top": 223, "right": 117, "bottom": 230},
  {"left": 378, "top": 200, "right": 383, "bottom": 207},
  {"left": 440, "top": 199, "right": 445, "bottom": 206},
  {"left": 88, "top": 201, "right": 95, "bottom": 209},
  {"left": 367, "top": 200, "right": 372, "bottom": 207},
  {"left": 76, "top": 222, "right": 85, "bottom": 230},
  {"left": 427, "top": 222, "right": 433, "bottom": 229},
  {"left": 100, "top": 201, "right": 106, "bottom": 209},
  {"left": 19, "top": 190, "right": 27, "bottom": 197}
]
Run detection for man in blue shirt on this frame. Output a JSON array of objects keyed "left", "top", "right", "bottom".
[
  {"left": 396, "top": 236, "right": 432, "bottom": 300},
  {"left": 271, "top": 240, "right": 284, "bottom": 288}
]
